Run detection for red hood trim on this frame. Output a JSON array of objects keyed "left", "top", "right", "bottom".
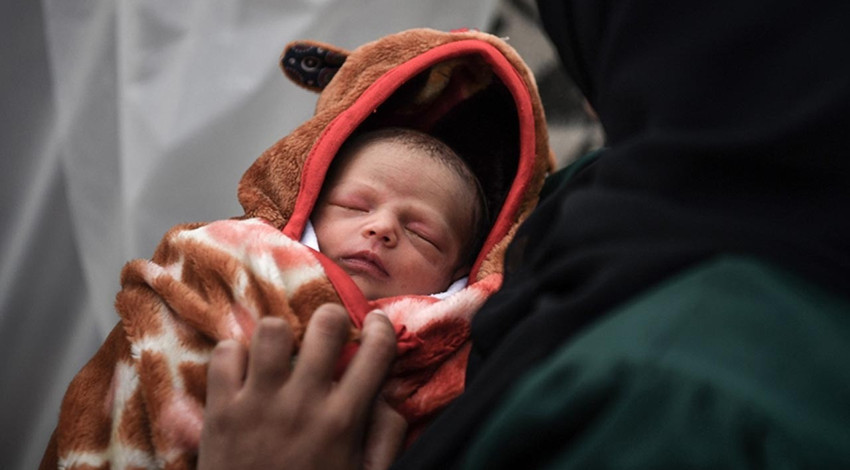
[{"left": 283, "top": 39, "right": 536, "bottom": 282}]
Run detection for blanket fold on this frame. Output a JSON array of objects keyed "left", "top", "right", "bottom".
[{"left": 53, "top": 218, "right": 500, "bottom": 469}]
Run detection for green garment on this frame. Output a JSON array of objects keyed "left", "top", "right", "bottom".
[{"left": 463, "top": 256, "right": 850, "bottom": 468}]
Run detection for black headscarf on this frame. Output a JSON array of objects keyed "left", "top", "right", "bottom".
[{"left": 393, "top": 1, "right": 850, "bottom": 468}]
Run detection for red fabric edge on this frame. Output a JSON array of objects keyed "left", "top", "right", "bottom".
[
  {"left": 283, "top": 38, "right": 537, "bottom": 285},
  {"left": 312, "top": 250, "right": 371, "bottom": 327}
]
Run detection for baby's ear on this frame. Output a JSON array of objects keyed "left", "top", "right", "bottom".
[{"left": 280, "top": 40, "right": 349, "bottom": 92}]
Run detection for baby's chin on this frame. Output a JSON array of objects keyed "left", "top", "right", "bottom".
[
  {"left": 353, "top": 277, "right": 447, "bottom": 300},
  {"left": 351, "top": 277, "right": 390, "bottom": 300}
]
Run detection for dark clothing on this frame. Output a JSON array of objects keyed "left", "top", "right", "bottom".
[
  {"left": 393, "top": 0, "right": 850, "bottom": 467},
  {"left": 463, "top": 256, "right": 850, "bottom": 468}
]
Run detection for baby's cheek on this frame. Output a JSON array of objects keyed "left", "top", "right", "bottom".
[{"left": 432, "top": 260, "right": 460, "bottom": 290}]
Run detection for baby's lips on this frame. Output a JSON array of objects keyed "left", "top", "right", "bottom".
[{"left": 340, "top": 251, "right": 389, "bottom": 278}]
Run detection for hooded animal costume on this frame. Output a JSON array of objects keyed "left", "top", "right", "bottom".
[
  {"left": 392, "top": 1, "right": 850, "bottom": 469},
  {"left": 41, "top": 28, "right": 553, "bottom": 469}
]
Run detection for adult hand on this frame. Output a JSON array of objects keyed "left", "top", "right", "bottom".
[{"left": 197, "top": 304, "right": 405, "bottom": 470}]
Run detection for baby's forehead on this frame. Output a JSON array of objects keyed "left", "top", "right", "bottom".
[
  {"left": 336, "top": 139, "right": 465, "bottom": 183},
  {"left": 329, "top": 133, "right": 484, "bottom": 231}
]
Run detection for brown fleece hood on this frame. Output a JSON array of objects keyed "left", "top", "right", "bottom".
[{"left": 238, "top": 28, "right": 553, "bottom": 284}]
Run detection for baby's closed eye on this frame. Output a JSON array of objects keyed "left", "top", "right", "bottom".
[
  {"left": 327, "top": 192, "right": 371, "bottom": 212},
  {"left": 406, "top": 224, "right": 443, "bottom": 251},
  {"left": 333, "top": 202, "right": 369, "bottom": 212}
]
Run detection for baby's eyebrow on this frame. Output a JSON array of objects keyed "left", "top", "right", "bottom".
[{"left": 326, "top": 183, "right": 374, "bottom": 201}]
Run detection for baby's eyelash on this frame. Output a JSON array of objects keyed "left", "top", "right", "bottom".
[
  {"left": 333, "top": 203, "right": 367, "bottom": 212},
  {"left": 407, "top": 228, "right": 439, "bottom": 249}
]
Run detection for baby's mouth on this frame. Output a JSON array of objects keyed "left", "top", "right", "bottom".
[{"left": 339, "top": 251, "right": 389, "bottom": 279}]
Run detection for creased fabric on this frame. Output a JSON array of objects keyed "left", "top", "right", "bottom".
[{"left": 48, "top": 218, "right": 500, "bottom": 469}]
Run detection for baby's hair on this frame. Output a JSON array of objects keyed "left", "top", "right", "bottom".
[{"left": 336, "top": 127, "right": 490, "bottom": 267}]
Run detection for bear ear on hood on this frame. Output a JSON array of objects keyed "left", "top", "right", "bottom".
[{"left": 280, "top": 41, "right": 349, "bottom": 92}]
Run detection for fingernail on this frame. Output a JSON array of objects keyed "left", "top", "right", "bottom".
[
  {"left": 213, "top": 339, "right": 240, "bottom": 355},
  {"left": 256, "top": 316, "right": 286, "bottom": 338},
  {"left": 368, "top": 309, "right": 387, "bottom": 317},
  {"left": 259, "top": 316, "right": 287, "bottom": 328}
]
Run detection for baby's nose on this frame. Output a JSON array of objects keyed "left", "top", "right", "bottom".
[{"left": 364, "top": 215, "right": 398, "bottom": 246}]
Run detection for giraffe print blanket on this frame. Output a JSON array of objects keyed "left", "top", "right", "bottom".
[{"left": 49, "top": 217, "right": 501, "bottom": 469}]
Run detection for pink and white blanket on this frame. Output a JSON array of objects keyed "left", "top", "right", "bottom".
[{"left": 49, "top": 218, "right": 500, "bottom": 469}]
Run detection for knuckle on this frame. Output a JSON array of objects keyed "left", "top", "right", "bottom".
[
  {"left": 322, "top": 407, "right": 356, "bottom": 434},
  {"left": 205, "top": 404, "right": 237, "bottom": 428}
]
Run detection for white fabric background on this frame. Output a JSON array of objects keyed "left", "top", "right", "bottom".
[{"left": 0, "top": 1, "right": 497, "bottom": 467}]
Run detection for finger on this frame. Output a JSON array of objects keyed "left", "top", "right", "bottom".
[
  {"left": 206, "top": 339, "right": 248, "bottom": 409},
  {"left": 290, "top": 303, "right": 352, "bottom": 388},
  {"left": 338, "top": 310, "right": 397, "bottom": 410},
  {"left": 362, "top": 399, "right": 407, "bottom": 470},
  {"left": 244, "top": 316, "right": 294, "bottom": 393}
]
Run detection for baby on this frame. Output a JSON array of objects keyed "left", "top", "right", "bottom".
[
  {"left": 41, "top": 28, "right": 551, "bottom": 469},
  {"left": 310, "top": 127, "right": 487, "bottom": 300}
]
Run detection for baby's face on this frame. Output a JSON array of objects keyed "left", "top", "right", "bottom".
[{"left": 312, "top": 140, "right": 476, "bottom": 299}]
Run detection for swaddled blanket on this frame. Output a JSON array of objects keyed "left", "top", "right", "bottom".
[
  {"left": 51, "top": 217, "right": 499, "bottom": 468},
  {"left": 43, "top": 27, "right": 553, "bottom": 469}
]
